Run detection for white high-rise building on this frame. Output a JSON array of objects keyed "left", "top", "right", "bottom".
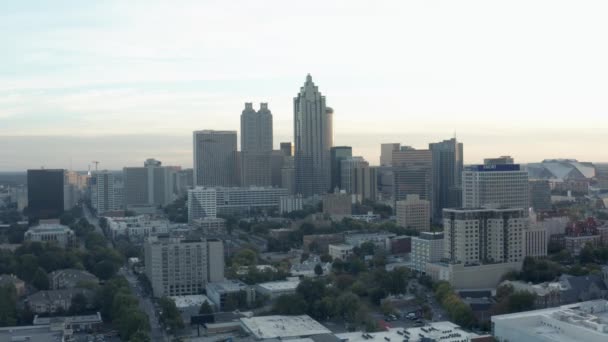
[
  {"left": 443, "top": 208, "right": 528, "bottom": 265},
  {"left": 193, "top": 130, "right": 238, "bottom": 187},
  {"left": 395, "top": 194, "right": 430, "bottom": 231},
  {"left": 241, "top": 103, "right": 273, "bottom": 186},
  {"left": 187, "top": 187, "right": 217, "bottom": 223},
  {"left": 144, "top": 236, "right": 224, "bottom": 297},
  {"left": 91, "top": 171, "right": 120, "bottom": 214},
  {"left": 411, "top": 232, "right": 444, "bottom": 273},
  {"left": 294, "top": 74, "right": 333, "bottom": 197},
  {"left": 462, "top": 164, "right": 529, "bottom": 210}
]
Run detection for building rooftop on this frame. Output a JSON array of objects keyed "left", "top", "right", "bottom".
[
  {"left": 257, "top": 279, "right": 300, "bottom": 292},
  {"left": 32, "top": 312, "right": 102, "bottom": 325},
  {"left": 336, "top": 322, "right": 483, "bottom": 342},
  {"left": 329, "top": 243, "right": 353, "bottom": 250},
  {"left": 240, "top": 315, "right": 331, "bottom": 340},
  {"left": 207, "top": 280, "right": 249, "bottom": 293},
  {"left": 0, "top": 325, "right": 65, "bottom": 342},
  {"left": 170, "top": 295, "right": 214, "bottom": 309}
]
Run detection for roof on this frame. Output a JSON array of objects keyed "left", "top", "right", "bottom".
[
  {"left": 33, "top": 312, "right": 102, "bottom": 325},
  {"left": 240, "top": 315, "right": 331, "bottom": 340},
  {"left": 206, "top": 280, "right": 249, "bottom": 294},
  {"left": 336, "top": 322, "right": 482, "bottom": 342},
  {"left": 0, "top": 325, "right": 64, "bottom": 342},
  {"left": 257, "top": 279, "right": 300, "bottom": 292},
  {"left": 170, "top": 295, "right": 214, "bottom": 309}
]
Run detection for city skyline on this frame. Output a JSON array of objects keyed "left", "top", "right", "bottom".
[{"left": 2, "top": 0, "right": 608, "bottom": 171}]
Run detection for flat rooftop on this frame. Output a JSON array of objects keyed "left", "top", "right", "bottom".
[
  {"left": 170, "top": 295, "right": 214, "bottom": 309},
  {"left": 207, "top": 280, "right": 248, "bottom": 293},
  {"left": 336, "top": 323, "right": 481, "bottom": 342},
  {"left": 0, "top": 325, "right": 64, "bottom": 342},
  {"left": 257, "top": 279, "right": 300, "bottom": 292},
  {"left": 240, "top": 315, "right": 331, "bottom": 340}
]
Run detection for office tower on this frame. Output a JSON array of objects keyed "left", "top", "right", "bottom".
[
  {"left": 396, "top": 194, "right": 431, "bottom": 231},
  {"left": 443, "top": 208, "right": 527, "bottom": 264},
  {"left": 270, "top": 150, "right": 285, "bottom": 187},
  {"left": 330, "top": 146, "right": 352, "bottom": 191},
  {"left": 340, "top": 157, "right": 377, "bottom": 202},
  {"left": 144, "top": 236, "right": 224, "bottom": 297},
  {"left": 123, "top": 158, "right": 175, "bottom": 208},
  {"left": 376, "top": 166, "right": 394, "bottom": 201},
  {"left": 187, "top": 187, "right": 217, "bottom": 223},
  {"left": 392, "top": 148, "right": 433, "bottom": 203},
  {"left": 241, "top": 103, "right": 273, "bottom": 186},
  {"left": 63, "top": 171, "right": 87, "bottom": 211},
  {"left": 91, "top": 171, "right": 119, "bottom": 214},
  {"left": 380, "top": 143, "right": 401, "bottom": 166},
  {"left": 193, "top": 130, "right": 238, "bottom": 187},
  {"left": 411, "top": 232, "right": 444, "bottom": 273},
  {"left": 462, "top": 164, "right": 529, "bottom": 210},
  {"left": 27, "top": 169, "right": 65, "bottom": 220},
  {"left": 484, "top": 156, "right": 514, "bottom": 166},
  {"left": 281, "top": 156, "right": 296, "bottom": 195},
  {"left": 529, "top": 179, "right": 552, "bottom": 211},
  {"left": 294, "top": 74, "right": 333, "bottom": 197},
  {"left": 280, "top": 142, "right": 293, "bottom": 157},
  {"left": 174, "top": 169, "right": 194, "bottom": 197},
  {"left": 430, "top": 138, "right": 463, "bottom": 221}
]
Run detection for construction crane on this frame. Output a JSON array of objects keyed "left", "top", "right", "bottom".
[{"left": 92, "top": 161, "right": 100, "bottom": 172}]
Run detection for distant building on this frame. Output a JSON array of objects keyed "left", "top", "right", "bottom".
[
  {"left": 430, "top": 138, "right": 463, "bottom": 221},
  {"left": 214, "top": 187, "right": 288, "bottom": 215},
  {"left": 302, "top": 233, "right": 344, "bottom": 253},
  {"left": 596, "top": 163, "right": 608, "bottom": 189},
  {"left": 280, "top": 142, "right": 292, "bottom": 157},
  {"left": 322, "top": 192, "right": 352, "bottom": 218},
  {"left": 27, "top": 169, "right": 65, "bottom": 219},
  {"left": 294, "top": 74, "right": 333, "bottom": 197},
  {"left": 411, "top": 232, "right": 444, "bottom": 273},
  {"left": 492, "top": 300, "right": 608, "bottom": 342},
  {"left": 144, "top": 236, "right": 224, "bottom": 297},
  {"left": 25, "top": 222, "right": 75, "bottom": 248},
  {"left": 380, "top": 143, "right": 401, "bottom": 166},
  {"left": 192, "top": 217, "right": 226, "bottom": 236},
  {"left": 187, "top": 187, "right": 217, "bottom": 222},
  {"left": 526, "top": 224, "right": 548, "bottom": 258},
  {"left": 193, "top": 130, "right": 238, "bottom": 187},
  {"left": 529, "top": 179, "right": 552, "bottom": 211},
  {"left": 206, "top": 280, "right": 251, "bottom": 311},
  {"left": 279, "top": 195, "right": 303, "bottom": 214},
  {"left": 330, "top": 146, "right": 352, "bottom": 190},
  {"left": 174, "top": 169, "right": 194, "bottom": 197},
  {"left": 462, "top": 164, "right": 529, "bottom": 210},
  {"left": 483, "top": 156, "right": 514, "bottom": 165},
  {"left": 90, "top": 171, "right": 122, "bottom": 214},
  {"left": 328, "top": 243, "right": 354, "bottom": 260},
  {"left": 26, "top": 288, "right": 93, "bottom": 314},
  {"left": 280, "top": 156, "right": 296, "bottom": 195},
  {"left": 255, "top": 278, "right": 301, "bottom": 299},
  {"left": 240, "top": 315, "right": 331, "bottom": 341},
  {"left": 340, "top": 157, "right": 377, "bottom": 202},
  {"left": 49, "top": 269, "right": 98, "bottom": 290},
  {"left": 395, "top": 194, "right": 430, "bottom": 231},
  {"left": 344, "top": 232, "right": 396, "bottom": 250},
  {"left": 241, "top": 103, "right": 273, "bottom": 186},
  {"left": 392, "top": 148, "right": 433, "bottom": 203},
  {"left": 123, "top": 158, "right": 175, "bottom": 208}
]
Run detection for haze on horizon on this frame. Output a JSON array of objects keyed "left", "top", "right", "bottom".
[{"left": 1, "top": 0, "right": 607, "bottom": 172}]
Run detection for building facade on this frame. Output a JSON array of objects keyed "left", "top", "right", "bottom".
[
  {"left": 187, "top": 187, "right": 217, "bottom": 222},
  {"left": 411, "top": 232, "right": 444, "bottom": 273},
  {"left": 144, "top": 236, "right": 224, "bottom": 297},
  {"left": 330, "top": 146, "right": 352, "bottom": 191},
  {"left": 24, "top": 223, "right": 75, "bottom": 248},
  {"left": 340, "top": 157, "right": 377, "bottom": 202},
  {"left": 193, "top": 130, "right": 238, "bottom": 187},
  {"left": 395, "top": 194, "right": 430, "bottom": 231},
  {"left": 462, "top": 164, "right": 529, "bottom": 210},
  {"left": 529, "top": 179, "right": 552, "bottom": 211},
  {"left": 430, "top": 138, "right": 463, "bottom": 221},
  {"left": 27, "top": 169, "right": 65, "bottom": 219},
  {"left": 123, "top": 158, "right": 175, "bottom": 208},
  {"left": 392, "top": 149, "right": 433, "bottom": 204},
  {"left": 241, "top": 102, "right": 273, "bottom": 186},
  {"left": 294, "top": 74, "right": 333, "bottom": 197}
]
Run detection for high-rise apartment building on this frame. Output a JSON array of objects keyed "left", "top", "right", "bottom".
[
  {"left": 529, "top": 179, "right": 551, "bottom": 211},
  {"left": 380, "top": 143, "right": 401, "bottom": 166},
  {"left": 123, "top": 158, "right": 175, "bottom": 208},
  {"left": 430, "top": 138, "right": 464, "bottom": 221},
  {"left": 241, "top": 103, "right": 273, "bottom": 186},
  {"left": 462, "top": 164, "right": 529, "bottom": 210},
  {"left": 392, "top": 148, "right": 433, "bottom": 203},
  {"left": 411, "top": 232, "right": 444, "bottom": 273},
  {"left": 193, "top": 130, "right": 238, "bottom": 187},
  {"left": 395, "top": 194, "right": 430, "bottom": 231},
  {"left": 91, "top": 171, "right": 121, "bottom": 214},
  {"left": 294, "top": 74, "right": 333, "bottom": 197},
  {"left": 443, "top": 208, "right": 527, "bottom": 265},
  {"left": 187, "top": 187, "right": 217, "bottom": 223},
  {"left": 27, "top": 169, "right": 65, "bottom": 220},
  {"left": 330, "top": 146, "right": 352, "bottom": 191},
  {"left": 340, "top": 157, "right": 377, "bottom": 202},
  {"left": 144, "top": 236, "right": 224, "bottom": 297}
]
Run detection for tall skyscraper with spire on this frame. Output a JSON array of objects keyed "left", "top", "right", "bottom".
[
  {"left": 294, "top": 74, "right": 333, "bottom": 197},
  {"left": 240, "top": 102, "right": 273, "bottom": 186}
]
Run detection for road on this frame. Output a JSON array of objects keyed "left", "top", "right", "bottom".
[
  {"left": 121, "top": 267, "right": 168, "bottom": 342},
  {"left": 82, "top": 205, "right": 113, "bottom": 248}
]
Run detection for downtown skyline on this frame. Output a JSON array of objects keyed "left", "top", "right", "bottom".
[{"left": 1, "top": 0, "right": 608, "bottom": 171}]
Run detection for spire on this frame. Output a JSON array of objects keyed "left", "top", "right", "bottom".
[{"left": 306, "top": 74, "right": 312, "bottom": 83}]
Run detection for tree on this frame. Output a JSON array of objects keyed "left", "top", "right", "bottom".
[
  {"left": 507, "top": 291, "right": 536, "bottom": 313},
  {"left": 314, "top": 263, "right": 324, "bottom": 276},
  {"left": 296, "top": 278, "right": 326, "bottom": 304},
  {"left": 32, "top": 267, "right": 49, "bottom": 290},
  {"left": 70, "top": 293, "right": 89, "bottom": 314},
  {"left": 336, "top": 292, "right": 360, "bottom": 322},
  {"left": 159, "top": 297, "right": 184, "bottom": 332},
  {"left": 232, "top": 249, "right": 258, "bottom": 267},
  {"left": 199, "top": 300, "right": 214, "bottom": 315},
  {"left": 0, "top": 285, "right": 17, "bottom": 327},
  {"left": 273, "top": 294, "right": 307, "bottom": 315}
]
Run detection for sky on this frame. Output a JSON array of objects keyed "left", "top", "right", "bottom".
[{"left": 1, "top": 0, "right": 607, "bottom": 171}]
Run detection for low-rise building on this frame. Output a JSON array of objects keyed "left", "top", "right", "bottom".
[
  {"left": 280, "top": 195, "right": 304, "bottom": 214},
  {"left": 193, "top": 217, "right": 227, "bottom": 236},
  {"left": 564, "top": 234, "right": 601, "bottom": 255},
  {"left": 26, "top": 288, "right": 93, "bottom": 314},
  {"left": 322, "top": 192, "right": 352, "bottom": 219},
  {"left": 170, "top": 294, "right": 215, "bottom": 323},
  {"left": 0, "top": 325, "right": 68, "bottom": 341},
  {"left": 24, "top": 223, "right": 75, "bottom": 248},
  {"left": 240, "top": 315, "right": 331, "bottom": 340},
  {"left": 49, "top": 269, "right": 99, "bottom": 290},
  {"left": 389, "top": 235, "right": 412, "bottom": 255},
  {"left": 336, "top": 322, "right": 490, "bottom": 342},
  {"left": 255, "top": 278, "right": 301, "bottom": 299},
  {"left": 290, "top": 256, "right": 331, "bottom": 277},
  {"left": 426, "top": 261, "right": 522, "bottom": 290},
  {"left": 32, "top": 312, "right": 103, "bottom": 332},
  {"left": 410, "top": 232, "right": 444, "bottom": 273},
  {"left": 492, "top": 300, "right": 608, "bottom": 342},
  {"left": 526, "top": 224, "right": 548, "bottom": 258},
  {"left": 344, "top": 232, "right": 396, "bottom": 250},
  {"left": 328, "top": 243, "right": 354, "bottom": 260},
  {"left": 105, "top": 215, "right": 174, "bottom": 241},
  {"left": 206, "top": 280, "right": 252, "bottom": 311},
  {"left": 302, "top": 233, "right": 344, "bottom": 253}
]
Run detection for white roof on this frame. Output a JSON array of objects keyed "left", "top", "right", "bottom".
[
  {"left": 257, "top": 279, "right": 300, "bottom": 292},
  {"left": 170, "top": 295, "right": 214, "bottom": 309},
  {"left": 336, "top": 323, "right": 481, "bottom": 342},
  {"left": 240, "top": 315, "right": 331, "bottom": 339}
]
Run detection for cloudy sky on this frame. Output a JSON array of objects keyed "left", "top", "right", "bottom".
[{"left": 1, "top": 0, "right": 607, "bottom": 171}]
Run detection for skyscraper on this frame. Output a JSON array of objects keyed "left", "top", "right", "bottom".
[
  {"left": 380, "top": 143, "right": 401, "bottom": 166},
  {"left": 462, "top": 164, "right": 529, "bottom": 210},
  {"left": 280, "top": 142, "right": 293, "bottom": 157},
  {"left": 123, "top": 158, "right": 175, "bottom": 207},
  {"left": 241, "top": 102, "right": 273, "bottom": 186},
  {"left": 27, "top": 169, "right": 65, "bottom": 220},
  {"left": 340, "top": 156, "right": 377, "bottom": 202},
  {"left": 294, "top": 74, "right": 333, "bottom": 197},
  {"left": 330, "top": 146, "right": 352, "bottom": 190},
  {"left": 91, "top": 170, "right": 119, "bottom": 214},
  {"left": 193, "top": 130, "right": 238, "bottom": 187},
  {"left": 430, "top": 138, "right": 463, "bottom": 222},
  {"left": 392, "top": 148, "right": 433, "bottom": 203}
]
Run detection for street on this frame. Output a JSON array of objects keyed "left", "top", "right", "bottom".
[{"left": 82, "top": 205, "right": 113, "bottom": 248}]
